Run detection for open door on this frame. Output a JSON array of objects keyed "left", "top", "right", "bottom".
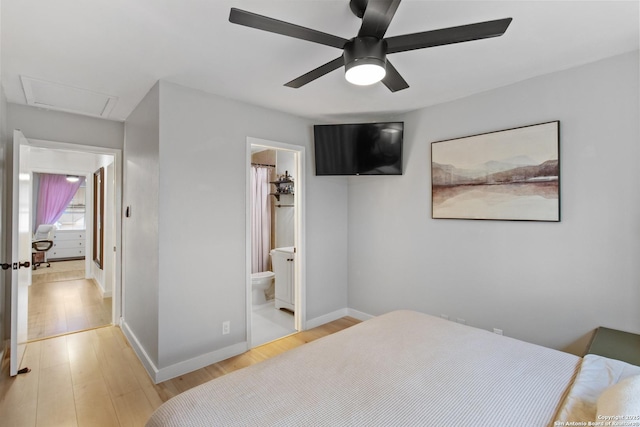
[{"left": 10, "top": 130, "right": 32, "bottom": 376}]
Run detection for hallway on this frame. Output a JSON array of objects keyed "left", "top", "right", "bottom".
[{"left": 29, "top": 261, "right": 112, "bottom": 341}]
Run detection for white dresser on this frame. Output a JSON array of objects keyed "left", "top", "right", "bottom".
[{"left": 49, "top": 229, "right": 86, "bottom": 260}]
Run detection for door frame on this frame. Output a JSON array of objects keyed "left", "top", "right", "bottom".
[
  {"left": 245, "top": 137, "right": 306, "bottom": 347},
  {"left": 10, "top": 131, "right": 32, "bottom": 376},
  {"left": 19, "top": 137, "right": 123, "bottom": 323}
]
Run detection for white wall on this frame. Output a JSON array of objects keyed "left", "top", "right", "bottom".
[
  {"left": 122, "top": 82, "right": 160, "bottom": 369},
  {"left": 7, "top": 104, "right": 123, "bottom": 150},
  {"left": 347, "top": 51, "right": 640, "bottom": 355},
  {"left": 123, "top": 81, "right": 348, "bottom": 380},
  {"left": 275, "top": 150, "right": 295, "bottom": 248}
]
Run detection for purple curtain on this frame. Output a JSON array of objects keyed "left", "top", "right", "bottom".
[
  {"left": 251, "top": 166, "right": 272, "bottom": 273},
  {"left": 35, "top": 174, "right": 84, "bottom": 230}
]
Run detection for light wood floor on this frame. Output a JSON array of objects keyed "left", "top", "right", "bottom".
[
  {"left": 32, "top": 259, "right": 85, "bottom": 285},
  {"left": 28, "top": 278, "right": 112, "bottom": 341},
  {"left": 0, "top": 316, "right": 360, "bottom": 427}
]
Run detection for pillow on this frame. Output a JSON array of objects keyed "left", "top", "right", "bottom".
[{"left": 597, "top": 375, "right": 640, "bottom": 419}]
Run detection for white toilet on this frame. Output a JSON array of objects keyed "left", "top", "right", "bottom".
[{"left": 251, "top": 271, "right": 275, "bottom": 305}]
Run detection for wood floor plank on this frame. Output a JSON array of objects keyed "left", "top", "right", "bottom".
[
  {"left": 203, "top": 362, "right": 228, "bottom": 381},
  {"left": 169, "top": 366, "right": 216, "bottom": 394},
  {"left": 112, "top": 388, "right": 156, "bottom": 427},
  {"left": 40, "top": 335, "right": 69, "bottom": 369},
  {"left": 28, "top": 276, "right": 111, "bottom": 341},
  {"left": 68, "top": 336, "right": 103, "bottom": 386},
  {"left": 97, "top": 336, "right": 141, "bottom": 398},
  {"left": 74, "top": 378, "right": 120, "bottom": 427},
  {"left": 215, "top": 350, "right": 266, "bottom": 374},
  {"left": 0, "top": 341, "right": 42, "bottom": 427},
  {"left": 121, "top": 347, "right": 164, "bottom": 410},
  {"left": 36, "top": 362, "right": 77, "bottom": 427}
]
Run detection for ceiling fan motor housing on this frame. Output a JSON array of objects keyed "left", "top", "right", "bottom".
[
  {"left": 349, "top": 0, "right": 367, "bottom": 18},
  {"left": 344, "top": 37, "right": 387, "bottom": 74}
]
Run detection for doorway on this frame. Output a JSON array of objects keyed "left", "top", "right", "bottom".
[
  {"left": 246, "top": 137, "right": 305, "bottom": 348},
  {"left": 19, "top": 138, "right": 121, "bottom": 341}
]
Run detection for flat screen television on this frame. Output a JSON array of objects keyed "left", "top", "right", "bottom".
[{"left": 313, "top": 122, "right": 404, "bottom": 175}]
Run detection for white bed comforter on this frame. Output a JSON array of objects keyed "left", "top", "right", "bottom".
[
  {"left": 555, "top": 354, "right": 640, "bottom": 423},
  {"left": 147, "top": 310, "right": 581, "bottom": 427}
]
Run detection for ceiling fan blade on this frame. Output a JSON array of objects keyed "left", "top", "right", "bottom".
[
  {"left": 229, "top": 8, "right": 348, "bottom": 49},
  {"left": 358, "top": 0, "right": 402, "bottom": 38},
  {"left": 381, "top": 60, "right": 409, "bottom": 92},
  {"left": 284, "top": 56, "right": 345, "bottom": 88},
  {"left": 385, "top": 18, "right": 512, "bottom": 54}
]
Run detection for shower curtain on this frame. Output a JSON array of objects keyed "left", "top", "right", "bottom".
[{"left": 251, "top": 166, "right": 272, "bottom": 273}]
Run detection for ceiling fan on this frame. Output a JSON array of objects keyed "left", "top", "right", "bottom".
[{"left": 229, "top": 0, "right": 512, "bottom": 92}]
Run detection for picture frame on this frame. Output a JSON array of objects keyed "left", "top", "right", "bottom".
[
  {"left": 431, "top": 121, "right": 560, "bottom": 221},
  {"left": 93, "top": 167, "right": 104, "bottom": 268}
]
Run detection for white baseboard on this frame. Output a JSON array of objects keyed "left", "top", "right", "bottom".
[
  {"left": 306, "top": 308, "right": 349, "bottom": 329},
  {"left": 346, "top": 308, "right": 375, "bottom": 321},
  {"left": 154, "top": 342, "right": 247, "bottom": 383},
  {"left": 121, "top": 320, "right": 248, "bottom": 384},
  {"left": 305, "top": 307, "right": 375, "bottom": 329},
  {"left": 95, "top": 286, "right": 112, "bottom": 298},
  {"left": 90, "top": 277, "right": 111, "bottom": 298},
  {"left": 121, "top": 320, "right": 159, "bottom": 382}
]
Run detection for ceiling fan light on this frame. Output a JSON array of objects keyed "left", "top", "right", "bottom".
[
  {"left": 345, "top": 62, "right": 386, "bottom": 86},
  {"left": 343, "top": 37, "right": 387, "bottom": 86}
]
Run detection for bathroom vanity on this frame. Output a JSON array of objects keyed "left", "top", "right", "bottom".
[{"left": 270, "top": 247, "right": 295, "bottom": 312}]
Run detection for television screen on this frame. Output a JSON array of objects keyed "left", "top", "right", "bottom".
[{"left": 313, "top": 122, "right": 403, "bottom": 175}]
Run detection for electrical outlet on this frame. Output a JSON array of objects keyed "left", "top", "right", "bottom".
[
  {"left": 493, "top": 328, "right": 503, "bottom": 335},
  {"left": 456, "top": 318, "right": 466, "bottom": 325},
  {"left": 222, "top": 321, "right": 230, "bottom": 335},
  {"left": 440, "top": 314, "right": 449, "bottom": 320}
]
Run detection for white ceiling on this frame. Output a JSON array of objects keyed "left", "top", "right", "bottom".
[{"left": 2, "top": 0, "right": 638, "bottom": 122}]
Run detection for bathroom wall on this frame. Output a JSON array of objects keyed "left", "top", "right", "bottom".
[
  {"left": 251, "top": 149, "right": 276, "bottom": 166},
  {"left": 275, "top": 150, "right": 295, "bottom": 248}
]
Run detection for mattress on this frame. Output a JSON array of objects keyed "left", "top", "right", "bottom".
[{"left": 146, "top": 310, "right": 581, "bottom": 426}]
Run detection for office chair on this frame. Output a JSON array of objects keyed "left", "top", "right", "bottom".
[{"left": 32, "top": 224, "right": 55, "bottom": 269}]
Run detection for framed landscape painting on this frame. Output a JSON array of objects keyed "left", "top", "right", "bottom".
[{"left": 431, "top": 121, "right": 560, "bottom": 221}]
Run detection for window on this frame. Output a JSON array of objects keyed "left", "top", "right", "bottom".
[{"left": 56, "top": 182, "right": 86, "bottom": 230}]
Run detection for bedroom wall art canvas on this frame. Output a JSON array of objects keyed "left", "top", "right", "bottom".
[{"left": 432, "top": 121, "right": 560, "bottom": 221}]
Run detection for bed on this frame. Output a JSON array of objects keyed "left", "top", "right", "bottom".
[{"left": 146, "top": 310, "right": 640, "bottom": 426}]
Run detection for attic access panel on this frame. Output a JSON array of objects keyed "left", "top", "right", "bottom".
[{"left": 21, "top": 76, "right": 118, "bottom": 118}]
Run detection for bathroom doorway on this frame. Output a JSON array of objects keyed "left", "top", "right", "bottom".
[{"left": 246, "top": 137, "right": 305, "bottom": 348}]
